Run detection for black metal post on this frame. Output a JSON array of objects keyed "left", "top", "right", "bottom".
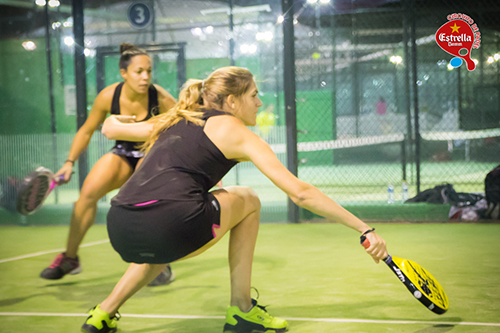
[
  {"left": 457, "top": 66, "right": 462, "bottom": 130},
  {"left": 274, "top": 24, "right": 281, "bottom": 126},
  {"left": 282, "top": 0, "right": 299, "bottom": 223},
  {"left": 73, "top": 0, "right": 88, "bottom": 190},
  {"left": 402, "top": 135, "right": 407, "bottom": 181},
  {"left": 331, "top": 12, "right": 337, "bottom": 143},
  {"left": 44, "top": 3, "right": 59, "bottom": 203},
  {"left": 151, "top": 0, "right": 156, "bottom": 42},
  {"left": 229, "top": 0, "right": 235, "bottom": 66},
  {"left": 228, "top": 0, "right": 240, "bottom": 186},
  {"left": 410, "top": 0, "right": 420, "bottom": 193},
  {"left": 176, "top": 44, "right": 186, "bottom": 93},
  {"left": 351, "top": 10, "right": 359, "bottom": 137},
  {"left": 402, "top": 0, "right": 413, "bottom": 184}
]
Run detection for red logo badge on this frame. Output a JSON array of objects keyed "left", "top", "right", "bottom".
[{"left": 435, "top": 13, "right": 481, "bottom": 71}]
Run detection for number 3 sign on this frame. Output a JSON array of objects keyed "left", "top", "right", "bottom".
[{"left": 127, "top": 2, "right": 152, "bottom": 29}]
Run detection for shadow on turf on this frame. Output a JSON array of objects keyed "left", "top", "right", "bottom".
[
  {"left": 0, "top": 294, "right": 49, "bottom": 307},
  {"left": 414, "top": 323, "right": 456, "bottom": 332}
]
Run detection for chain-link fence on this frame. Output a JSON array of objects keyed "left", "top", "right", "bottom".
[
  {"left": 290, "top": 0, "right": 500, "bottom": 221},
  {"left": 0, "top": 0, "right": 499, "bottom": 223}
]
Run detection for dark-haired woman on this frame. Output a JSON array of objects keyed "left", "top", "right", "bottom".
[
  {"left": 40, "top": 43, "right": 176, "bottom": 285},
  {"left": 81, "top": 66, "right": 388, "bottom": 333}
]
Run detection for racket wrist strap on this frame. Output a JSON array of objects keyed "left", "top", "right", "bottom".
[
  {"left": 361, "top": 228, "right": 375, "bottom": 237},
  {"left": 65, "top": 159, "right": 75, "bottom": 166}
]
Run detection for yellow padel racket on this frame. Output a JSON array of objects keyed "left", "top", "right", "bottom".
[{"left": 361, "top": 236, "right": 449, "bottom": 314}]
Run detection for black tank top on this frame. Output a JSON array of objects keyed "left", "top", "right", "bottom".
[
  {"left": 111, "top": 82, "right": 160, "bottom": 154},
  {"left": 111, "top": 109, "right": 238, "bottom": 205}
]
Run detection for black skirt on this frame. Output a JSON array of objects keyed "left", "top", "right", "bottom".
[{"left": 107, "top": 192, "right": 221, "bottom": 264}]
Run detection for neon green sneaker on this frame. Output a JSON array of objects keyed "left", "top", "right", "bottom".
[
  {"left": 223, "top": 299, "right": 289, "bottom": 333},
  {"left": 81, "top": 304, "right": 120, "bottom": 333}
]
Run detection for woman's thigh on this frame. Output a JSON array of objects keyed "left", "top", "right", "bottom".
[
  {"left": 176, "top": 186, "right": 260, "bottom": 261},
  {"left": 79, "top": 153, "right": 134, "bottom": 201}
]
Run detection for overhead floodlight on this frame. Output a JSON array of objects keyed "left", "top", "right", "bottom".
[
  {"left": 487, "top": 56, "right": 494, "bottom": 64},
  {"left": 277, "top": 15, "right": 284, "bottom": 24},
  {"left": 35, "top": 0, "right": 45, "bottom": 6},
  {"left": 84, "top": 48, "right": 96, "bottom": 58},
  {"left": 240, "top": 43, "right": 257, "bottom": 54},
  {"left": 200, "top": 4, "right": 271, "bottom": 15},
  {"left": 191, "top": 27, "right": 203, "bottom": 36},
  {"left": 307, "top": 0, "right": 318, "bottom": 3},
  {"left": 63, "top": 36, "right": 74, "bottom": 46},
  {"left": 248, "top": 44, "right": 257, "bottom": 54},
  {"left": 494, "top": 53, "right": 500, "bottom": 61},
  {"left": 256, "top": 31, "right": 273, "bottom": 42},
  {"left": 390, "top": 55, "right": 402, "bottom": 64},
  {"left": 48, "top": 0, "right": 60, "bottom": 7},
  {"left": 472, "top": 58, "right": 478, "bottom": 65},
  {"left": 204, "top": 26, "right": 214, "bottom": 34},
  {"left": 22, "top": 41, "right": 36, "bottom": 51},
  {"left": 320, "top": 0, "right": 331, "bottom": 3}
]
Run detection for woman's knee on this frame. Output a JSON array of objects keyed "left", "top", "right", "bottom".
[
  {"left": 243, "top": 187, "right": 261, "bottom": 212},
  {"left": 227, "top": 186, "right": 261, "bottom": 212},
  {"left": 76, "top": 189, "right": 101, "bottom": 205}
]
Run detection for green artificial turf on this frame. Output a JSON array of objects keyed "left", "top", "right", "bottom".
[{"left": 0, "top": 223, "right": 499, "bottom": 332}]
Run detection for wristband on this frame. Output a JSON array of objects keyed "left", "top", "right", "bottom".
[
  {"left": 361, "top": 228, "right": 375, "bottom": 237},
  {"left": 65, "top": 159, "right": 75, "bottom": 165}
]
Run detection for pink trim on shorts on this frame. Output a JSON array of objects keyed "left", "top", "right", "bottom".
[
  {"left": 134, "top": 200, "right": 159, "bottom": 206},
  {"left": 212, "top": 224, "right": 220, "bottom": 238}
]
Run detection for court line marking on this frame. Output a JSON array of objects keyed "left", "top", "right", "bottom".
[
  {"left": 0, "top": 239, "right": 109, "bottom": 264},
  {"left": 0, "top": 312, "right": 498, "bottom": 327}
]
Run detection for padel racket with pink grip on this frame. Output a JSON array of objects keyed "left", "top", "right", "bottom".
[
  {"left": 361, "top": 235, "right": 449, "bottom": 314},
  {"left": 16, "top": 167, "right": 64, "bottom": 215}
]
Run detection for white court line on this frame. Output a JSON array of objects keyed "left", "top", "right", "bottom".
[
  {"left": 0, "top": 239, "right": 109, "bottom": 264},
  {"left": 0, "top": 312, "right": 498, "bottom": 327}
]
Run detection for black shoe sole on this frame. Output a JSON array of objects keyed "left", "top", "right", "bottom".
[{"left": 223, "top": 323, "right": 288, "bottom": 333}]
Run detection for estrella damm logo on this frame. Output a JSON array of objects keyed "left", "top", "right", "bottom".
[{"left": 435, "top": 13, "right": 481, "bottom": 71}]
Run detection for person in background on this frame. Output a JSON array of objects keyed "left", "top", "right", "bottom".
[{"left": 40, "top": 43, "right": 177, "bottom": 287}]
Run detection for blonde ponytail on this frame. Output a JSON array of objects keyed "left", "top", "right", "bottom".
[
  {"left": 141, "top": 66, "right": 254, "bottom": 153},
  {"left": 141, "top": 79, "right": 205, "bottom": 153}
]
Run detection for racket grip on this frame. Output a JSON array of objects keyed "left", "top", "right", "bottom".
[{"left": 360, "top": 235, "right": 370, "bottom": 249}]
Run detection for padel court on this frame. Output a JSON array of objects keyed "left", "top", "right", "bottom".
[
  {"left": 0, "top": 223, "right": 499, "bottom": 332},
  {"left": 2, "top": 0, "right": 500, "bottom": 332}
]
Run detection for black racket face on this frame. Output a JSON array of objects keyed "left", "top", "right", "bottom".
[{"left": 16, "top": 169, "right": 54, "bottom": 215}]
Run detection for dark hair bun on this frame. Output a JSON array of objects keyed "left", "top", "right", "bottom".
[{"left": 120, "top": 43, "right": 135, "bottom": 54}]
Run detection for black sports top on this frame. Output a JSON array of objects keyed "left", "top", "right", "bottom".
[
  {"left": 111, "top": 109, "right": 238, "bottom": 205},
  {"left": 110, "top": 82, "right": 160, "bottom": 156}
]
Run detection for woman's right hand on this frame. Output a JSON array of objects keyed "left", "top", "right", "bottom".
[
  {"left": 102, "top": 115, "right": 136, "bottom": 139},
  {"left": 54, "top": 162, "right": 74, "bottom": 185},
  {"left": 363, "top": 232, "right": 388, "bottom": 264}
]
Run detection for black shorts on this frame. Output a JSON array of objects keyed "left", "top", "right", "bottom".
[
  {"left": 107, "top": 193, "right": 221, "bottom": 264},
  {"left": 111, "top": 145, "right": 144, "bottom": 169}
]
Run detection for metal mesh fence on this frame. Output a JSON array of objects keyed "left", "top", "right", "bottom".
[{"left": 0, "top": 0, "right": 499, "bottom": 223}]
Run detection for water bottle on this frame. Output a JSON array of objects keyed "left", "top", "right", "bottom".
[
  {"left": 387, "top": 184, "right": 394, "bottom": 204},
  {"left": 401, "top": 181, "right": 408, "bottom": 203}
]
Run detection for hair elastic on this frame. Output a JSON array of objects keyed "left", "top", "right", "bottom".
[{"left": 361, "top": 228, "right": 376, "bottom": 236}]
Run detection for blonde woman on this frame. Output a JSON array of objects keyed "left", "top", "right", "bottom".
[{"left": 82, "top": 66, "right": 387, "bottom": 333}]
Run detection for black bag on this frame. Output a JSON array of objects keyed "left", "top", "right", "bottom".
[
  {"left": 484, "top": 165, "right": 500, "bottom": 220},
  {"left": 405, "top": 183, "right": 484, "bottom": 207}
]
